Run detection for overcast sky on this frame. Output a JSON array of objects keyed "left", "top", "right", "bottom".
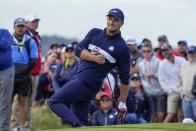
[{"left": 1, "top": 0, "right": 196, "bottom": 47}]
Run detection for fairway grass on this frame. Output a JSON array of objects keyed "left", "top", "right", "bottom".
[
  {"left": 42, "top": 123, "right": 196, "bottom": 131},
  {"left": 32, "top": 106, "right": 196, "bottom": 131}
]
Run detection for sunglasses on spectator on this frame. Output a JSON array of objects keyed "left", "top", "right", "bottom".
[
  {"left": 66, "top": 49, "right": 73, "bottom": 53},
  {"left": 142, "top": 50, "right": 151, "bottom": 53},
  {"left": 187, "top": 51, "right": 195, "bottom": 54},
  {"left": 131, "top": 78, "right": 140, "bottom": 81},
  {"left": 100, "top": 98, "right": 110, "bottom": 102},
  {"left": 16, "top": 25, "right": 25, "bottom": 28}
]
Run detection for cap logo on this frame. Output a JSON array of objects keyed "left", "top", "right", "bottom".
[
  {"left": 110, "top": 10, "right": 118, "bottom": 13},
  {"left": 109, "top": 46, "right": 114, "bottom": 51},
  {"left": 109, "top": 114, "right": 114, "bottom": 119}
]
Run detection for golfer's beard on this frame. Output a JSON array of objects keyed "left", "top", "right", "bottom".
[{"left": 108, "top": 29, "right": 118, "bottom": 34}]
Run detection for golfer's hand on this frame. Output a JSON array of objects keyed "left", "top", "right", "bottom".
[
  {"left": 94, "top": 54, "right": 105, "bottom": 64},
  {"left": 118, "top": 101, "right": 127, "bottom": 120}
]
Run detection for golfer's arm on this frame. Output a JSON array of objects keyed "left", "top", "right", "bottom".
[
  {"left": 119, "top": 84, "right": 129, "bottom": 103},
  {"left": 80, "top": 49, "right": 96, "bottom": 62}
]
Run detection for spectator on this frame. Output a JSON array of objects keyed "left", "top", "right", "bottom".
[
  {"left": 138, "top": 45, "right": 166, "bottom": 122},
  {"left": 48, "top": 8, "right": 130, "bottom": 127},
  {"left": 0, "top": 28, "right": 14, "bottom": 131},
  {"left": 125, "top": 74, "right": 151, "bottom": 124},
  {"left": 156, "top": 35, "right": 182, "bottom": 60},
  {"left": 177, "top": 40, "right": 188, "bottom": 60},
  {"left": 33, "top": 63, "right": 57, "bottom": 107},
  {"left": 26, "top": 13, "right": 41, "bottom": 77},
  {"left": 25, "top": 13, "right": 42, "bottom": 129},
  {"left": 41, "top": 50, "right": 57, "bottom": 74},
  {"left": 50, "top": 43, "right": 58, "bottom": 51},
  {"left": 71, "top": 41, "right": 79, "bottom": 50},
  {"left": 88, "top": 89, "right": 105, "bottom": 119},
  {"left": 126, "top": 38, "right": 143, "bottom": 74},
  {"left": 157, "top": 35, "right": 169, "bottom": 48},
  {"left": 136, "top": 42, "right": 144, "bottom": 52},
  {"left": 11, "top": 18, "right": 38, "bottom": 130},
  {"left": 179, "top": 46, "right": 196, "bottom": 121},
  {"left": 52, "top": 44, "right": 78, "bottom": 92},
  {"left": 142, "top": 38, "right": 152, "bottom": 49},
  {"left": 158, "top": 44, "right": 186, "bottom": 123},
  {"left": 91, "top": 92, "right": 120, "bottom": 126}
]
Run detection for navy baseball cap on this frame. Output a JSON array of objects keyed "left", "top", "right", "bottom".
[
  {"left": 107, "top": 8, "right": 124, "bottom": 22},
  {"left": 66, "top": 44, "right": 74, "bottom": 51},
  {"left": 161, "top": 44, "right": 172, "bottom": 51},
  {"left": 178, "top": 40, "right": 188, "bottom": 47},
  {"left": 131, "top": 74, "right": 141, "bottom": 80},
  {"left": 14, "top": 18, "right": 26, "bottom": 26},
  {"left": 187, "top": 46, "right": 196, "bottom": 53}
]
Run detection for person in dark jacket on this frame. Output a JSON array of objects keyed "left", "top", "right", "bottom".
[
  {"left": 0, "top": 28, "right": 14, "bottom": 131},
  {"left": 52, "top": 44, "right": 78, "bottom": 92},
  {"left": 33, "top": 63, "right": 57, "bottom": 107},
  {"left": 91, "top": 92, "right": 120, "bottom": 126},
  {"left": 125, "top": 73, "right": 151, "bottom": 124}
]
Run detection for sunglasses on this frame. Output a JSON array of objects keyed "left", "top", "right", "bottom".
[
  {"left": 131, "top": 78, "right": 140, "bottom": 81},
  {"left": 15, "top": 25, "right": 25, "bottom": 28},
  {"left": 100, "top": 98, "right": 110, "bottom": 102},
  {"left": 66, "top": 49, "right": 73, "bottom": 53},
  {"left": 142, "top": 50, "right": 151, "bottom": 53},
  {"left": 187, "top": 51, "right": 195, "bottom": 54}
]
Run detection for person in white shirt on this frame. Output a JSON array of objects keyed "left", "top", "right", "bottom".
[
  {"left": 138, "top": 45, "right": 166, "bottom": 122},
  {"left": 158, "top": 44, "right": 186, "bottom": 123},
  {"left": 179, "top": 46, "right": 196, "bottom": 121}
]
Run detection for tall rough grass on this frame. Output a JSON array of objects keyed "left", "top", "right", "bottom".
[{"left": 31, "top": 105, "right": 68, "bottom": 131}]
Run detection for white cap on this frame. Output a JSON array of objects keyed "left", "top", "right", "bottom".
[
  {"left": 182, "top": 118, "right": 194, "bottom": 123},
  {"left": 26, "top": 14, "right": 40, "bottom": 22},
  {"left": 126, "top": 38, "right": 137, "bottom": 45}
]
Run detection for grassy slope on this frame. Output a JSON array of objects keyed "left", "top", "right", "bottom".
[{"left": 32, "top": 106, "right": 196, "bottom": 131}]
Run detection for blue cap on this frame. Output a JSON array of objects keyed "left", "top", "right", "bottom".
[
  {"left": 66, "top": 43, "right": 74, "bottom": 51},
  {"left": 126, "top": 38, "right": 137, "bottom": 45},
  {"left": 107, "top": 8, "right": 124, "bottom": 21},
  {"left": 14, "top": 18, "right": 26, "bottom": 26},
  {"left": 178, "top": 40, "right": 188, "bottom": 47},
  {"left": 187, "top": 46, "right": 196, "bottom": 53}
]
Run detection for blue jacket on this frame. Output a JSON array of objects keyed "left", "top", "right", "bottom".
[
  {"left": 91, "top": 108, "right": 120, "bottom": 126},
  {"left": 0, "top": 29, "right": 13, "bottom": 71},
  {"left": 75, "top": 28, "right": 130, "bottom": 89},
  {"left": 12, "top": 34, "right": 38, "bottom": 76},
  {"left": 12, "top": 34, "right": 38, "bottom": 64},
  {"left": 34, "top": 73, "right": 54, "bottom": 101},
  {"left": 52, "top": 60, "right": 78, "bottom": 92},
  {"left": 126, "top": 90, "right": 151, "bottom": 121}
]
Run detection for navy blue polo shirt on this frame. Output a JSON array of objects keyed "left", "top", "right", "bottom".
[{"left": 75, "top": 28, "right": 130, "bottom": 88}]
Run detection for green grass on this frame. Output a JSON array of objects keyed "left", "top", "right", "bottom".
[
  {"left": 32, "top": 106, "right": 196, "bottom": 131},
  {"left": 31, "top": 105, "right": 66, "bottom": 131},
  {"left": 42, "top": 124, "right": 196, "bottom": 131}
]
